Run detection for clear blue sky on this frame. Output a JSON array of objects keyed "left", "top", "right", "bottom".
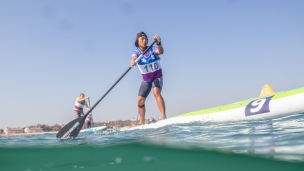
[{"left": 1, "top": 0, "right": 303, "bottom": 128}]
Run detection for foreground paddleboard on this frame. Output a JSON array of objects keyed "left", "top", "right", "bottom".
[
  {"left": 121, "top": 86, "right": 304, "bottom": 131},
  {"left": 80, "top": 126, "right": 107, "bottom": 133}
]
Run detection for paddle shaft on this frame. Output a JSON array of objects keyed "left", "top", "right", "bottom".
[
  {"left": 83, "top": 40, "right": 156, "bottom": 119},
  {"left": 57, "top": 40, "right": 156, "bottom": 138}
]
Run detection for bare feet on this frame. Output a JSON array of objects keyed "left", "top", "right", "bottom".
[
  {"left": 161, "top": 116, "right": 167, "bottom": 120},
  {"left": 137, "top": 122, "right": 144, "bottom": 125}
]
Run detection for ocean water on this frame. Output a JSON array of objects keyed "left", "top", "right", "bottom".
[{"left": 1, "top": 113, "right": 304, "bottom": 171}]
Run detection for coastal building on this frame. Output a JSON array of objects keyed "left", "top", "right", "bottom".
[
  {"left": 24, "top": 127, "right": 43, "bottom": 133},
  {"left": 4, "top": 127, "right": 24, "bottom": 134},
  {"left": 0, "top": 129, "right": 3, "bottom": 134},
  {"left": 51, "top": 127, "right": 60, "bottom": 132}
]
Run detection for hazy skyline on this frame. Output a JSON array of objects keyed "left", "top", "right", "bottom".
[{"left": 1, "top": 0, "right": 304, "bottom": 128}]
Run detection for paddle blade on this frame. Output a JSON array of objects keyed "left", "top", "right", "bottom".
[{"left": 56, "top": 116, "right": 86, "bottom": 139}]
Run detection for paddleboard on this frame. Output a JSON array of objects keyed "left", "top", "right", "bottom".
[
  {"left": 80, "top": 126, "right": 107, "bottom": 133},
  {"left": 121, "top": 86, "right": 304, "bottom": 131}
]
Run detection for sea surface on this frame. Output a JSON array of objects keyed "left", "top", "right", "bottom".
[{"left": 1, "top": 113, "right": 304, "bottom": 171}]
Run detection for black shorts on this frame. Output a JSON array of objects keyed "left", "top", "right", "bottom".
[
  {"left": 74, "top": 110, "right": 84, "bottom": 118},
  {"left": 138, "top": 77, "right": 163, "bottom": 98}
]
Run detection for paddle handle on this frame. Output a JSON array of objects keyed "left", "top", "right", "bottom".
[{"left": 134, "top": 40, "right": 157, "bottom": 63}]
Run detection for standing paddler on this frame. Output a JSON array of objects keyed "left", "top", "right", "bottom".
[
  {"left": 74, "top": 93, "right": 91, "bottom": 118},
  {"left": 130, "top": 32, "right": 167, "bottom": 125}
]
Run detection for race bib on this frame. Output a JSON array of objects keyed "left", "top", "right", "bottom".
[{"left": 138, "top": 60, "right": 162, "bottom": 74}]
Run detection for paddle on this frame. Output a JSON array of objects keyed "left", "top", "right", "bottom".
[
  {"left": 56, "top": 40, "right": 157, "bottom": 139},
  {"left": 88, "top": 98, "right": 94, "bottom": 127}
]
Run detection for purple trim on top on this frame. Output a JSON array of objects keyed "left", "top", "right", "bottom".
[
  {"left": 142, "top": 69, "right": 162, "bottom": 82},
  {"left": 74, "top": 106, "right": 83, "bottom": 110}
]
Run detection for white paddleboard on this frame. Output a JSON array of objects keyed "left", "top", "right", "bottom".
[{"left": 80, "top": 126, "right": 107, "bottom": 133}]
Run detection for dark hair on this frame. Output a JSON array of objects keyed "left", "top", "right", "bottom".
[{"left": 135, "top": 32, "right": 147, "bottom": 47}]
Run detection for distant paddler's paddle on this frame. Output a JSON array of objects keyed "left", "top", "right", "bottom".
[
  {"left": 88, "top": 98, "right": 94, "bottom": 127},
  {"left": 56, "top": 40, "right": 157, "bottom": 139}
]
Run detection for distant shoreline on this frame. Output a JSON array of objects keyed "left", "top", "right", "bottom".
[{"left": 0, "top": 132, "right": 57, "bottom": 137}]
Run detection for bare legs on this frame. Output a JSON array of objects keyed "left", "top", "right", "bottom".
[
  {"left": 137, "top": 87, "right": 166, "bottom": 125},
  {"left": 138, "top": 96, "right": 146, "bottom": 125},
  {"left": 153, "top": 87, "right": 166, "bottom": 119}
]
